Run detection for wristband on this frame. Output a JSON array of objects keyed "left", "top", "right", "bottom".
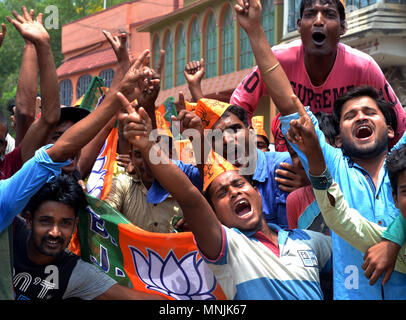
[{"left": 309, "top": 167, "right": 333, "bottom": 190}]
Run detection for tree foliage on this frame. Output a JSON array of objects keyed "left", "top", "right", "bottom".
[{"left": 0, "top": 0, "right": 125, "bottom": 114}]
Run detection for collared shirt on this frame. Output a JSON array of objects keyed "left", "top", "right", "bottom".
[
  {"left": 312, "top": 179, "right": 406, "bottom": 275},
  {"left": 200, "top": 223, "right": 332, "bottom": 300},
  {"left": 253, "top": 149, "right": 291, "bottom": 228},
  {"left": 105, "top": 160, "right": 202, "bottom": 233},
  {"left": 280, "top": 108, "right": 406, "bottom": 300}
]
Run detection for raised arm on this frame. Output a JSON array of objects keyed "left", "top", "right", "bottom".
[
  {"left": 184, "top": 59, "right": 205, "bottom": 102},
  {"left": 120, "top": 93, "right": 223, "bottom": 260},
  {"left": 14, "top": 22, "right": 38, "bottom": 146},
  {"left": 46, "top": 50, "right": 152, "bottom": 163},
  {"left": 7, "top": 7, "right": 60, "bottom": 163},
  {"left": 235, "top": 0, "right": 296, "bottom": 115}
]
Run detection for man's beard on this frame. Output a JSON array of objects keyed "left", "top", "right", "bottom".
[{"left": 341, "top": 132, "right": 389, "bottom": 160}]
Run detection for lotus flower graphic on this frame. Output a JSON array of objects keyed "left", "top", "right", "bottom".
[{"left": 129, "top": 247, "right": 217, "bottom": 300}]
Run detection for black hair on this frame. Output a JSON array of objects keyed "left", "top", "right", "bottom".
[
  {"left": 386, "top": 144, "right": 406, "bottom": 193},
  {"left": 332, "top": 86, "right": 397, "bottom": 139},
  {"left": 203, "top": 172, "right": 254, "bottom": 209},
  {"left": 220, "top": 105, "right": 249, "bottom": 128},
  {"left": 300, "top": 0, "right": 346, "bottom": 22},
  {"left": 314, "top": 112, "right": 338, "bottom": 146},
  {"left": 23, "top": 174, "right": 87, "bottom": 218},
  {"left": 7, "top": 98, "right": 16, "bottom": 115}
]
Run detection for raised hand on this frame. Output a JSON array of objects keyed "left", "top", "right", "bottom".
[
  {"left": 0, "top": 23, "right": 6, "bottom": 47},
  {"left": 171, "top": 92, "right": 203, "bottom": 136},
  {"left": 103, "top": 30, "right": 130, "bottom": 70},
  {"left": 135, "top": 50, "right": 164, "bottom": 109},
  {"left": 118, "top": 92, "right": 153, "bottom": 151},
  {"left": 287, "top": 94, "right": 326, "bottom": 176},
  {"left": 286, "top": 95, "right": 318, "bottom": 155},
  {"left": 234, "top": 0, "right": 262, "bottom": 35},
  {"left": 7, "top": 6, "right": 49, "bottom": 45},
  {"left": 184, "top": 59, "right": 205, "bottom": 102},
  {"left": 184, "top": 59, "right": 205, "bottom": 86},
  {"left": 118, "top": 49, "right": 157, "bottom": 102}
]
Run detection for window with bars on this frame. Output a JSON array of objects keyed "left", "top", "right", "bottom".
[
  {"left": 99, "top": 68, "right": 115, "bottom": 88},
  {"left": 153, "top": 35, "right": 161, "bottom": 71},
  {"left": 262, "top": 0, "right": 275, "bottom": 46},
  {"left": 76, "top": 74, "right": 92, "bottom": 99},
  {"left": 221, "top": 6, "right": 235, "bottom": 75},
  {"left": 239, "top": 27, "right": 253, "bottom": 70},
  {"left": 176, "top": 25, "right": 186, "bottom": 86},
  {"left": 288, "top": 0, "right": 301, "bottom": 32},
  {"left": 59, "top": 79, "right": 73, "bottom": 107},
  {"left": 164, "top": 32, "right": 174, "bottom": 90},
  {"left": 205, "top": 12, "right": 217, "bottom": 78},
  {"left": 190, "top": 18, "right": 201, "bottom": 61}
]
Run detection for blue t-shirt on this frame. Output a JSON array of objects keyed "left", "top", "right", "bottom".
[
  {"left": 146, "top": 160, "right": 203, "bottom": 204},
  {"left": 280, "top": 108, "right": 406, "bottom": 300}
]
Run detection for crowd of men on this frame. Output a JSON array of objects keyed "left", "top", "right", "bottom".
[{"left": 0, "top": 0, "right": 405, "bottom": 301}]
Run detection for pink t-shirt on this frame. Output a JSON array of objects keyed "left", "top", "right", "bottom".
[{"left": 230, "top": 40, "right": 406, "bottom": 145}]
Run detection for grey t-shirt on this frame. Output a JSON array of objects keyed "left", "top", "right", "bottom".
[{"left": 63, "top": 259, "right": 117, "bottom": 300}]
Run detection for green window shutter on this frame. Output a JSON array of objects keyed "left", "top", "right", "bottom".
[{"left": 221, "top": 7, "right": 234, "bottom": 75}]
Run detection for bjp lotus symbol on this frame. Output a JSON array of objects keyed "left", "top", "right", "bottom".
[{"left": 129, "top": 247, "right": 217, "bottom": 300}]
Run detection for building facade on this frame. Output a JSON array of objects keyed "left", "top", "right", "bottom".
[
  {"left": 57, "top": 0, "right": 183, "bottom": 107},
  {"left": 140, "top": 0, "right": 406, "bottom": 140},
  {"left": 58, "top": 0, "right": 406, "bottom": 140},
  {"left": 137, "top": 0, "right": 284, "bottom": 140}
]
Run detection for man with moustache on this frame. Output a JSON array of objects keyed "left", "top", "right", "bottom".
[{"left": 12, "top": 174, "right": 166, "bottom": 300}]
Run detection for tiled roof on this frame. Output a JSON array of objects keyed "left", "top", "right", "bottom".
[
  {"left": 57, "top": 47, "right": 117, "bottom": 77},
  {"left": 155, "top": 68, "right": 251, "bottom": 105}
]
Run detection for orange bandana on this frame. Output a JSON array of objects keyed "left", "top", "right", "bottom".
[
  {"left": 251, "top": 115, "right": 268, "bottom": 139},
  {"left": 194, "top": 98, "right": 231, "bottom": 129},
  {"left": 203, "top": 150, "right": 237, "bottom": 191}
]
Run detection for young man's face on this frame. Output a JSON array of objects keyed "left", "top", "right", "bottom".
[
  {"left": 131, "top": 148, "right": 154, "bottom": 187},
  {"left": 335, "top": 96, "right": 394, "bottom": 160},
  {"left": 26, "top": 200, "right": 78, "bottom": 264},
  {"left": 393, "top": 170, "right": 406, "bottom": 221},
  {"left": 298, "top": 0, "right": 345, "bottom": 57},
  {"left": 211, "top": 113, "right": 255, "bottom": 169},
  {"left": 207, "top": 171, "right": 264, "bottom": 232}
]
